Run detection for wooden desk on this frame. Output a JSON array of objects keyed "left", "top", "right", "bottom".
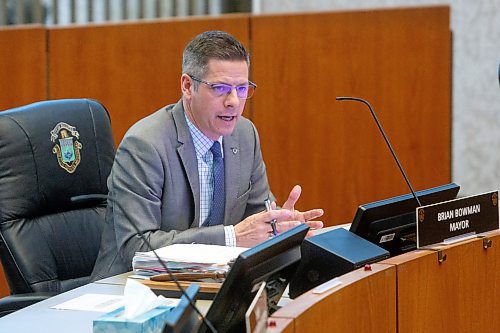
[
  {"left": 268, "top": 230, "right": 500, "bottom": 333},
  {"left": 1, "top": 230, "right": 498, "bottom": 332},
  {"left": 269, "top": 263, "right": 397, "bottom": 333},
  {"left": 382, "top": 230, "right": 500, "bottom": 333}
]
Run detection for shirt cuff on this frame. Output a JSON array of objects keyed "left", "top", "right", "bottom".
[{"left": 224, "top": 225, "right": 236, "bottom": 247}]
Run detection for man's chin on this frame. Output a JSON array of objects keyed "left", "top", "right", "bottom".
[{"left": 215, "top": 120, "right": 238, "bottom": 136}]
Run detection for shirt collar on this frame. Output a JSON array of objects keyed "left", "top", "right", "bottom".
[{"left": 184, "top": 112, "right": 223, "bottom": 159}]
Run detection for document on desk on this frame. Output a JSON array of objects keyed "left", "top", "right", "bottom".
[
  {"left": 132, "top": 243, "right": 248, "bottom": 275},
  {"left": 51, "top": 294, "right": 124, "bottom": 312}
]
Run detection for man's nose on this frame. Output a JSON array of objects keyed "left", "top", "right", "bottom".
[{"left": 224, "top": 88, "right": 241, "bottom": 108}]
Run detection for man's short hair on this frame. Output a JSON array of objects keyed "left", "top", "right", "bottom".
[{"left": 182, "top": 30, "right": 250, "bottom": 79}]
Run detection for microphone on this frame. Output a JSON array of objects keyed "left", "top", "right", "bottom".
[
  {"left": 110, "top": 194, "right": 218, "bottom": 333},
  {"left": 336, "top": 96, "right": 422, "bottom": 207}
]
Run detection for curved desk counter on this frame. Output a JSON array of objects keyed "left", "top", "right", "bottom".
[
  {"left": 0, "top": 230, "right": 496, "bottom": 332},
  {"left": 269, "top": 263, "right": 397, "bottom": 333},
  {"left": 386, "top": 229, "right": 499, "bottom": 333},
  {"left": 268, "top": 230, "right": 499, "bottom": 333}
]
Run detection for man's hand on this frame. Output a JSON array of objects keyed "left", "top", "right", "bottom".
[
  {"left": 234, "top": 185, "right": 324, "bottom": 247},
  {"left": 281, "top": 185, "right": 324, "bottom": 226},
  {"left": 234, "top": 209, "right": 303, "bottom": 247}
]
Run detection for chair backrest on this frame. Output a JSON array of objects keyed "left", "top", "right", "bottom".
[{"left": 0, "top": 99, "right": 115, "bottom": 294}]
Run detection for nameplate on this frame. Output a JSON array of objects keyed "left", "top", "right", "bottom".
[
  {"left": 416, "top": 191, "right": 499, "bottom": 248},
  {"left": 245, "top": 282, "right": 268, "bottom": 333}
]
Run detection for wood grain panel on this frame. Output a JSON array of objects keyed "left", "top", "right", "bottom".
[
  {"left": 0, "top": 25, "right": 47, "bottom": 110},
  {"left": 0, "top": 261, "right": 8, "bottom": 298},
  {"left": 271, "top": 263, "right": 396, "bottom": 333},
  {"left": 251, "top": 7, "right": 451, "bottom": 225},
  {"left": 384, "top": 230, "right": 500, "bottom": 332},
  {"left": 48, "top": 15, "right": 250, "bottom": 146},
  {"left": 266, "top": 318, "right": 294, "bottom": 333},
  {"left": 0, "top": 25, "right": 47, "bottom": 298}
]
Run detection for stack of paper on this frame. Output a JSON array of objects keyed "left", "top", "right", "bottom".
[{"left": 132, "top": 243, "right": 248, "bottom": 276}]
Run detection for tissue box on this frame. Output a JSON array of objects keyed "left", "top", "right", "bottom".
[{"left": 93, "top": 305, "right": 174, "bottom": 333}]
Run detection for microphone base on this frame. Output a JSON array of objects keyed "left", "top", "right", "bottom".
[{"left": 289, "top": 228, "right": 390, "bottom": 299}]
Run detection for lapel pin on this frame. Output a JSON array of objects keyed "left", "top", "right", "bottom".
[{"left": 231, "top": 148, "right": 238, "bottom": 154}]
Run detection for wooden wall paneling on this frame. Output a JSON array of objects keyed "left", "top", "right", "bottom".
[
  {"left": 250, "top": 7, "right": 451, "bottom": 225},
  {"left": 270, "top": 264, "right": 396, "bottom": 333},
  {"left": 48, "top": 15, "right": 250, "bottom": 146},
  {"left": 0, "top": 25, "right": 47, "bottom": 110},
  {"left": 0, "top": 25, "right": 47, "bottom": 298},
  {"left": 0, "top": 261, "right": 8, "bottom": 298}
]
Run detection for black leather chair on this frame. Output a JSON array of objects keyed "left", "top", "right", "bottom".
[{"left": 0, "top": 99, "right": 115, "bottom": 316}]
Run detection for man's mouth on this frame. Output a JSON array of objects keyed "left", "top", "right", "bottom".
[{"left": 218, "top": 115, "right": 236, "bottom": 121}]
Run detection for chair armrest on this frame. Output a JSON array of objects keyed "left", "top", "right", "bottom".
[{"left": 0, "top": 292, "right": 57, "bottom": 317}]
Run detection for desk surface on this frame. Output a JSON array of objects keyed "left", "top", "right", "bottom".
[
  {"left": 0, "top": 224, "right": 351, "bottom": 333},
  {"left": 94, "top": 271, "right": 130, "bottom": 285},
  {"left": 0, "top": 277, "right": 213, "bottom": 333},
  {"left": 0, "top": 283, "right": 124, "bottom": 333}
]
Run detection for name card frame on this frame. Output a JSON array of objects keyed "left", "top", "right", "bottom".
[{"left": 416, "top": 191, "right": 499, "bottom": 248}]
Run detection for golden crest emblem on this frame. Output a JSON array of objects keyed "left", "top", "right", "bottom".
[
  {"left": 492, "top": 192, "right": 498, "bottom": 206},
  {"left": 50, "top": 122, "right": 82, "bottom": 173},
  {"left": 418, "top": 208, "right": 425, "bottom": 223}
]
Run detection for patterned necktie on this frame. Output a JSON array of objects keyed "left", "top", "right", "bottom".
[{"left": 203, "top": 141, "right": 225, "bottom": 227}]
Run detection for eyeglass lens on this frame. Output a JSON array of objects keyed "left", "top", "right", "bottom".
[{"left": 212, "top": 84, "right": 254, "bottom": 99}]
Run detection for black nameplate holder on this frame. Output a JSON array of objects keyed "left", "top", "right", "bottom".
[{"left": 416, "top": 191, "right": 499, "bottom": 248}]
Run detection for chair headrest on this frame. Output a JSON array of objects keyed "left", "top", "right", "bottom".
[{"left": 0, "top": 99, "right": 115, "bottom": 221}]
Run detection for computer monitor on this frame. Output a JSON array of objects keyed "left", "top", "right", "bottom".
[
  {"left": 349, "top": 183, "right": 460, "bottom": 256},
  {"left": 200, "top": 223, "right": 309, "bottom": 333},
  {"left": 162, "top": 284, "right": 202, "bottom": 333}
]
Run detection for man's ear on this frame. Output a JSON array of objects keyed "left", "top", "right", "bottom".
[{"left": 181, "top": 74, "right": 193, "bottom": 99}]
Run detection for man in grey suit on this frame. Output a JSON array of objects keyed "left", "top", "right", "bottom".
[{"left": 91, "top": 30, "right": 323, "bottom": 280}]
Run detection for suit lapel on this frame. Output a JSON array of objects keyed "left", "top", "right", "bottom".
[
  {"left": 223, "top": 132, "right": 240, "bottom": 226},
  {"left": 172, "top": 101, "right": 201, "bottom": 228},
  {"left": 172, "top": 100, "right": 242, "bottom": 228}
]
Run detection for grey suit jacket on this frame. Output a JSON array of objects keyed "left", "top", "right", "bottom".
[{"left": 91, "top": 101, "right": 273, "bottom": 280}]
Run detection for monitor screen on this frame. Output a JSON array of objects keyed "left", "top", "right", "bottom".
[
  {"left": 349, "top": 183, "right": 460, "bottom": 256},
  {"left": 200, "top": 223, "right": 309, "bottom": 333}
]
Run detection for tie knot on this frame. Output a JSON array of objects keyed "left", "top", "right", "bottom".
[{"left": 210, "top": 141, "right": 222, "bottom": 159}]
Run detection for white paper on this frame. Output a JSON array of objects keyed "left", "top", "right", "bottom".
[
  {"left": 136, "top": 243, "right": 248, "bottom": 265},
  {"left": 132, "top": 243, "right": 249, "bottom": 275},
  {"left": 51, "top": 294, "right": 124, "bottom": 312}
]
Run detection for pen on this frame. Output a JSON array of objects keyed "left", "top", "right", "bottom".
[{"left": 264, "top": 199, "right": 278, "bottom": 237}]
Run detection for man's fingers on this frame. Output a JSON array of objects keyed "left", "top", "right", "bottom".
[
  {"left": 273, "top": 220, "right": 323, "bottom": 234},
  {"left": 300, "top": 208, "right": 324, "bottom": 221},
  {"left": 282, "top": 185, "right": 301, "bottom": 211},
  {"left": 305, "top": 231, "right": 317, "bottom": 238},
  {"left": 305, "top": 220, "right": 324, "bottom": 230},
  {"left": 263, "top": 208, "right": 293, "bottom": 222},
  {"left": 274, "top": 220, "right": 303, "bottom": 233}
]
